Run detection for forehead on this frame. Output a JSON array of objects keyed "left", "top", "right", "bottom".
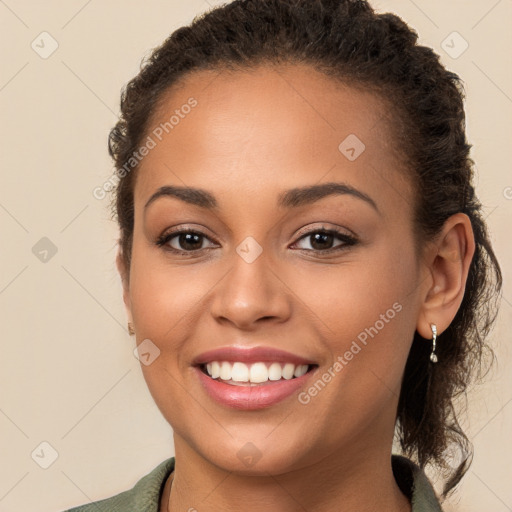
[{"left": 134, "top": 64, "right": 413, "bottom": 214}]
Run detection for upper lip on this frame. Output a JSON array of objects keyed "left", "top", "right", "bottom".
[{"left": 192, "top": 346, "right": 316, "bottom": 366}]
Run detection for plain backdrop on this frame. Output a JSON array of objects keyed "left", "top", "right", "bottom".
[{"left": 1, "top": 1, "right": 511, "bottom": 511}]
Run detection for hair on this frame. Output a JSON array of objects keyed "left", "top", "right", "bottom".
[{"left": 108, "top": 0, "right": 502, "bottom": 499}]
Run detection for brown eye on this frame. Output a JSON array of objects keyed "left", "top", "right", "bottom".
[
  {"left": 156, "top": 230, "right": 216, "bottom": 253},
  {"left": 308, "top": 232, "right": 335, "bottom": 250},
  {"left": 293, "top": 229, "right": 357, "bottom": 253}
]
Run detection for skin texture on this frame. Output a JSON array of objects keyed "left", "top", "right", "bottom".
[{"left": 116, "top": 64, "right": 475, "bottom": 512}]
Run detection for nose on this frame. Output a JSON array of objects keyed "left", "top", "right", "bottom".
[{"left": 210, "top": 249, "right": 292, "bottom": 331}]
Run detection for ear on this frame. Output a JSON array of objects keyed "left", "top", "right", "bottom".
[
  {"left": 116, "top": 245, "right": 133, "bottom": 324},
  {"left": 416, "top": 213, "right": 475, "bottom": 340}
]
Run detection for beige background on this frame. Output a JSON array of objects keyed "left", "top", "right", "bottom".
[{"left": 0, "top": 1, "right": 511, "bottom": 511}]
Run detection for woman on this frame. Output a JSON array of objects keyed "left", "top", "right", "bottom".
[{"left": 64, "top": 0, "right": 502, "bottom": 510}]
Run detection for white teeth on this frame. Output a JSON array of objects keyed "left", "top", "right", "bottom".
[
  {"left": 249, "top": 362, "right": 269, "bottom": 383},
  {"left": 282, "top": 363, "right": 295, "bottom": 380},
  {"left": 211, "top": 361, "right": 220, "bottom": 379},
  {"left": 203, "top": 361, "right": 310, "bottom": 383},
  {"left": 294, "top": 364, "right": 308, "bottom": 378},
  {"left": 268, "top": 362, "right": 283, "bottom": 381},
  {"left": 220, "top": 361, "right": 231, "bottom": 380},
  {"left": 231, "top": 362, "right": 249, "bottom": 382}
]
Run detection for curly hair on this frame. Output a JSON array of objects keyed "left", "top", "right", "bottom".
[{"left": 108, "top": 0, "right": 502, "bottom": 499}]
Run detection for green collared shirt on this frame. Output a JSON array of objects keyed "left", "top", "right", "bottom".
[{"left": 63, "top": 455, "right": 443, "bottom": 511}]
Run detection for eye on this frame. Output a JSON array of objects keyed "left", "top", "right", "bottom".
[
  {"left": 156, "top": 229, "right": 217, "bottom": 253},
  {"left": 155, "top": 226, "right": 358, "bottom": 256},
  {"left": 292, "top": 228, "right": 358, "bottom": 253}
]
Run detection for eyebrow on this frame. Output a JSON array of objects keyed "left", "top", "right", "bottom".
[{"left": 144, "top": 182, "right": 379, "bottom": 214}]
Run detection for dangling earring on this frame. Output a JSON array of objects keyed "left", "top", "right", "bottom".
[
  {"left": 429, "top": 324, "right": 438, "bottom": 363},
  {"left": 128, "top": 322, "right": 135, "bottom": 336}
]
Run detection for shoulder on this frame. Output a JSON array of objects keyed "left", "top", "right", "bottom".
[
  {"left": 392, "top": 455, "right": 444, "bottom": 511},
  {"left": 60, "top": 457, "right": 175, "bottom": 512}
]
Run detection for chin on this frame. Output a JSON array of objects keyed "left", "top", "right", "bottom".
[{"left": 193, "top": 434, "right": 312, "bottom": 477}]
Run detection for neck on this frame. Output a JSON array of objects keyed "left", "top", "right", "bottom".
[{"left": 165, "top": 436, "right": 411, "bottom": 512}]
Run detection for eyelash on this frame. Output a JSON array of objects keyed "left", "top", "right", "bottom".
[{"left": 155, "top": 226, "right": 358, "bottom": 256}]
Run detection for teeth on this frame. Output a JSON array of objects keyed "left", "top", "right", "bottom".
[
  {"left": 211, "top": 361, "right": 220, "bottom": 379},
  {"left": 250, "top": 362, "right": 268, "bottom": 383},
  {"left": 220, "top": 361, "right": 231, "bottom": 380},
  {"left": 268, "top": 362, "right": 283, "bottom": 381},
  {"left": 203, "top": 361, "right": 309, "bottom": 383},
  {"left": 282, "top": 363, "right": 295, "bottom": 380},
  {"left": 232, "top": 362, "right": 249, "bottom": 382}
]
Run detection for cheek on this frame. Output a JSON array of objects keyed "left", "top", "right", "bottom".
[
  {"left": 288, "top": 238, "right": 417, "bottom": 335},
  {"left": 127, "top": 246, "right": 208, "bottom": 417},
  {"left": 128, "top": 242, "right": 209, "bottom": 338},
  {"left": 288, "top": 238, "right": 418, "bottom": 391}
]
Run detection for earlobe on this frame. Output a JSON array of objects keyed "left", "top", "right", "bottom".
[{"left": 416, "top": 213, "right": 475, "bottom": 340}]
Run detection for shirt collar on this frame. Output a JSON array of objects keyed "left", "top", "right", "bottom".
[{"left": 392, "top": 455, "right": 444, "bottom": 511}]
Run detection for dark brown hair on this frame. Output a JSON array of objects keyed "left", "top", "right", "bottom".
[{"left": 108, "top": 0, "right": 502, "bottom": 498}]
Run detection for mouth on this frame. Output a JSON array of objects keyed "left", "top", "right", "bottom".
[
  {"left": 192, "top": 345, "right": 319, "bottom": 409},
  {"left": 198, "top": 361, "right": 317, "bottom": 386}
]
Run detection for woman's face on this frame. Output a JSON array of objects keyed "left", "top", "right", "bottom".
[{"left": 123, "top": 64, "right": 429, "bottom": 474}]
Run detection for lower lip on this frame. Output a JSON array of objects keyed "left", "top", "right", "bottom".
[{"left": 195, "top": 366, "right": 314, "bottom": 410}]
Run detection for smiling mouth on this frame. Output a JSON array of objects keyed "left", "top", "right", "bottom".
[{"left": 199, "top": 361, "right": 317, "bottom": 386}]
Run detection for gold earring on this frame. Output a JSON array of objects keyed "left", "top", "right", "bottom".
[
  {"left": 128, "top": 322, "right": 135, "bottom": 336},
  {"left": 429, "top": 324, "right": 438, "bottom": 363}
]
